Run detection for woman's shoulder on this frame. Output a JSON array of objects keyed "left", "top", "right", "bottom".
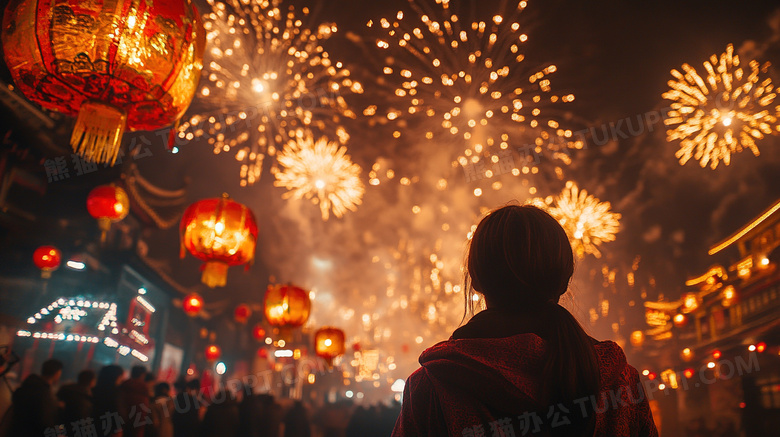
[{"left": 591, "top": 339, "right": 644, "bottom": 388}]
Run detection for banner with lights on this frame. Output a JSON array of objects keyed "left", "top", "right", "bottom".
[{"left": 17, "top": 296, "right": 156, "bottom": 363}]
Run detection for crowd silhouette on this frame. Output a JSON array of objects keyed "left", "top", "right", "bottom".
[{"left": 0, "top": 359, "right": 401, "bottom": 437}]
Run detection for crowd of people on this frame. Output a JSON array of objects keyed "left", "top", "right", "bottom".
[{"left": 0, "top": 359, "right": 401, "bottom": 437}]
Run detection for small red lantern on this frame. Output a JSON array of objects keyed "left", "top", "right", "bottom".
[
  {"left": 252, "top": 325, "right": 267, "bottom": 341},
  {"left": 683, "top": 368, "right": 695, "bottom": 379},
  {"left": 314, "top": 327, "right": 346, "bottom": 364},
  {"left": 183, "top": 293, "right": 204, "bottom": 317},
  {"left": 647, "top": 372, "right": 657, "bottom": 381},
  {"left": 673, "top": 314, "right": 688, "bottom": 328},
  {"left": 712, "top": 350, "right": 722, "bottom": 360},
  {"left": 257, "top": 348, "right": 268, "bottom": 359},
  {"left": 87, "top": 185, "right": 130, "bottom": 241},
  {"left": 263, "top": 284, "right": 311, "bottom": 329},
  {"left": 205, "top": 345, "right": 221, "bottom": 361},
  {"left": 33, "top": 245, "right": 61, "bottom": 278},
  {"left": 180, "top": 194, "right": 258, "bottom": 288},
  {"left": 756, "top": 342, "right": 767, "bottom": 353},
  {"left": 234, "top": 304, "right": 251, "bottom": 324},
  {"left": 352, "top": 342, "right": 361, "bottom": 353}
]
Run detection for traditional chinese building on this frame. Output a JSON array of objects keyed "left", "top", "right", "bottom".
[{"left": 641, "top": 199, "right": 780, "bottom": 436}]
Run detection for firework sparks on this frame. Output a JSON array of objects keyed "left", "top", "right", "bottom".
[
  {"left": 547, "top": 181, "right": 621, "bottom": 259},
  {"left": 274, "top": 132, "right": 365, "bottom": 220},
  {"left": 180, "top": 0, "right": 363, "bottom": 186},
  {"left": 663, "top": 44, "right": 780, "bottom": 169},
  {"left": 369, "top": 0, "right": 582, "bottom": 182}
]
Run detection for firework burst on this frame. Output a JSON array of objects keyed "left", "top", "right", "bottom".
[
  {"left": 274, "top": 131, "right": 365, "bottom": 220},
  {"left": 546, "top": 181, "right": 621, "bottom": 259},
  {"left": 368, "top": 0, "right": 582, "bottom": 182},
  {"left": 663, "top": 44, "right": 780, "bottom": 169},
  {"left": 179, "top": 0, "right": 363, "bottom": 185}
]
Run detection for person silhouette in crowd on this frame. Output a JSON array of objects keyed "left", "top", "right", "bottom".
[
  {"left": 121, "top": 365, "right": 151, "bottom": 437},
  {"left": 200, "top": 388, "right": 239, "bottom": 437},
  {"left": 151, "top": 382, "right": 174, "bottom": 437},
  {"left": 237, "top": 384, "right": 263, "bottom": 437},
  {"left": 58, "top": 369, "right": 96, "bottom": 437},
  {"left": 9, "top": 359, "right": 63, "bottom": 436},
  {"left": 172, "top": 378, "right": 201, "bottom": 437},
  {"left": 282, "top": 400, "right": 311, "bottom": 437},
  {"left": 92, "top": 365, "right": 126, "bottom": 437}
]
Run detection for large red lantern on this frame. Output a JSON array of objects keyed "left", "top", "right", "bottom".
[
  {"left": 263, "top": 284, "right": 311, "bottom": 329},
  {"left": 87, "top": 184, "right": 130, "bottom": 240},
  {"left": 182, "top": 293, "right": 203, "bottom": 317},
  {"left": 180, "top": 194, "right": 258, "bottom": 288},
  {"left": 33, "top": 245, "right": 61, "bottom": 278},
  {"left": 205, "top": 345, "right": 221, "bottom": 361},
  {"left": 1, "top": 0, "right": 205, "bottom": 165},
  {"left": 314, "top": 327, "right": 346, "bottom": 364},
  {"left": 252, "top": 324, "right": 267, "bottom": 341},
  {"left": 234, "top": 304, "right": 251, "bottom": 324}
]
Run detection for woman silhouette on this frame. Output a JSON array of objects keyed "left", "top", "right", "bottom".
[{"left": 392, "top": 205, "right": 658, "bottom": 437}]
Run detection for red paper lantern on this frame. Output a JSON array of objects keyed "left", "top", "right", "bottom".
[
  {"left": 352, "top": 342, "right": 361, "bottom": 352},
  {"left": 183, "top": 293, "right": 203, "bottom": 317},
  {"left": 257, "top": 348, "right": 268, "bottom": 359},
  {"left": 205, "top": 345, "right": 221, "bottom": 361},
  {"left": 33, "top": 245, "right": 61, "bottom": 278},
  {"left": 252, "top": 325, "right": 267, "bottom": 341},
  {"left": 263, "top": 284, "right": 311, "bottom": 329},
  {"left": 2, "top": 0, "right": 205, "bottom": 165},
  {"left": 314, "top": 327, "right": 346, "bottom": 363},
  {"left": 180, "top": 194, "right": 258, "bottom": 288},
  {"left": 234, "top": 304, "right": 251, "bottom": 324},
  {"left": 87, "top": 185, "right": 130, "bottom": 241}
]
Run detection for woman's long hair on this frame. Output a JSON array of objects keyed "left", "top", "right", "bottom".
[{"left": 465, "top": 205, "right": 600, "bottom": 436}]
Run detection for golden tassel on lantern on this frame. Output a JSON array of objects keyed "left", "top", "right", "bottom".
[
  {"left": 70, "top": 101, "right": 127, "bottom": 166},
  {"left": 201, "top": 261, "right": 229, "bottom": 288}
]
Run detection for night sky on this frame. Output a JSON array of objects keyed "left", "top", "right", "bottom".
[{"left": 2, "top": 0, "right": 780, "bottom": 376}]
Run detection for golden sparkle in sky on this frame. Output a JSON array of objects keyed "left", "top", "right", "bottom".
[
  {"left": 274, "top": 131, "right": 365, "bottom": 221},
  {"left": 179, "top": 0, "right": 363, "bottom": 185},
  {"left": 547, "top": 181, "right": 622, "bottom": 259},
  {"left": 663, "top": 44, "right": 780, "bottom": 169},
  {"left": 369, "top": 0, "right": 582, "bottom": 183}
]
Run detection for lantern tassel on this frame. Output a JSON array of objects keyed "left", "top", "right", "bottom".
[
  {"left": 97, "top": 218, "right": 112, "bottom": 243},
  {"left": 70, "top": 101, "right": 127, "bottom": 166},
  {"left": 201, "top": 261, "right": 229, "bottom": 288}
]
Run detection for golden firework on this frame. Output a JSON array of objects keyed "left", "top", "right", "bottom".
[
  {"left": 663, "top": 44, "right": 780, "bottom": 169},
  {"left": 274, "top": 131, "right": 365, "bottom": 220},
  {"left": 548, "top": 181, "right": 621, "bottom": 259},
  {"left": 369, "top": 0, "right": 582, "bottom": 181},
  {"left": 180, "top": 0, "right": 363, "bottom": 186}
]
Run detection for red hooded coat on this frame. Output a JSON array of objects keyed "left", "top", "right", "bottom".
[{"left": 393, "top": 312, "right": 658, "bottom": 437}]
